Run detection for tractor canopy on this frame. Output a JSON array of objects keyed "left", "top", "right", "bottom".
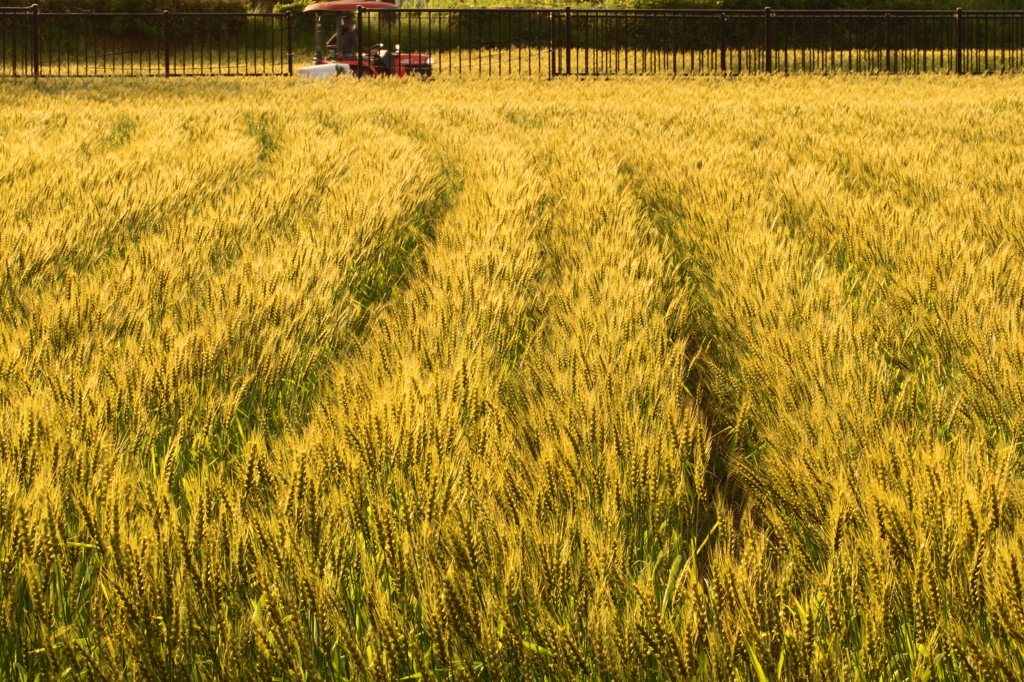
[{"left": 304, "top": 1, "right": 397, "bottom": 11}]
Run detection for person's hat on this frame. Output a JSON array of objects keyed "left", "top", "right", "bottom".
[{"left": 343, "top": 16, "right": 355, "bottom": 26}]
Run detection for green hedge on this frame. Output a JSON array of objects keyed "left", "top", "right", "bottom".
[
  {"left": 626, "top": 0, "right": 1024, "bottom": 9},
  {"left": 12, "top": 0, "right": 1022, "bottom": 12},
  {"left": 273, "top": 0, "right": 309, "bottom": 14},
  {"left": 281, "top": 0, "right": 1023, "bottom": 14},
  {"left": 13, "top": 0, "right": 248, "bottom": 13}
]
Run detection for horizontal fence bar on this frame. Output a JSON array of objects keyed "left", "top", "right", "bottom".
[{"left": 2, "top": 7, "right": 1022, "bottom": 78}]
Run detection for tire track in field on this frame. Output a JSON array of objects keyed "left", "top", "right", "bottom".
[
  {"left": 486, "top": 136, "right": 717, "bottom": 678},
  {"left": 0, "top": 100, "right": 464, "bottom": 682},
  {"left": 246, "top": 118, "right": 559, "bottom": 679},
  {"left": 620, "top": 135, "right": 885, "bottom": 551},
  {"left": 618, "top": 85, "right": 1024, "bottom": 677},
  {"left": 0, "top": 105, "right": 459, "bottom": 502},
  {"left": 248, "top": 120, "right": 719, "bottom": 679},
  {"left": 623, "top": 91, "right": 1024, "bottom": 538},
  {"left": 511, "top": 135, "right": 716, "bottom": 559}
]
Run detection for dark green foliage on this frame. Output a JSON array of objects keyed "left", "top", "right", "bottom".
[
  {"left": 639, "top": 0, "right": 1023, "bottom": 10},
  {"left": 10, "top": 0, "right": 248, "bottom": 13}
]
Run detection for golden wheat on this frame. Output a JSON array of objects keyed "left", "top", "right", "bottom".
[{"left": 1, "top": 74, "right": 1023, "bottom": 680}]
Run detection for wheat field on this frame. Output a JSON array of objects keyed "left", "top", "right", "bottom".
[{"left": 1, "top": 75, "right": 1023, "bottom": 681}]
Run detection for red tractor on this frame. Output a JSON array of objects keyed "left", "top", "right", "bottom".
[{"left": 297, "top": 1, "right": 433, "bottom": 79}]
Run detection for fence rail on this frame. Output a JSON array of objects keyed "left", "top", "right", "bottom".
[{"left": 3, "top": 6, "right": 1024, "bottom": 78}]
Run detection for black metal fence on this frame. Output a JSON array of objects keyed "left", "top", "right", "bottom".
[
  {"left": 1, "top": 6, "right": 292, "bottom": 76},
  {"left": 3, "top": 6, "right": 1024, "bottom": 78},
  {"left": 356, "top": 7, "right": 1024, "bottom": 77},
  {"left": 1, "top": 5, "right": 34, "bottom": 75}
]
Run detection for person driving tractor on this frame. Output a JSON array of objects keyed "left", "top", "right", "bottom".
[{"left": 326, "top": 16, "right": 358, "bottom": 58}]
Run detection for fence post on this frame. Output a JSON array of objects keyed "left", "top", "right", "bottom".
[
  {"left": 164, "top": 11, "right": 170, "bottom": 77},
  {"left": 720, "top": 13, "right": 727, "bottom": 74},
  {"left": 564, "top": 6, "right": 571, "bottom": 76},
  {"left": 356, "top": 5, "right": 363, "bottom": 78},
  {"left": 548, "top": 10, "right": 555, "bottom": 78},
  {"left": 764, "top": 7, "right": 771, "bottom": 73},
  {"left": 32, "top": 4, "right": 40, "bottom": 78},
  {"left": 955, "top": 7, "right": 963, "bottom": 75},
  {"left": 287, "top": 11, "right": 293, "bottom": 76},
  {"left": 885, "top": 12, "right": 890, "bottom": 73}
]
